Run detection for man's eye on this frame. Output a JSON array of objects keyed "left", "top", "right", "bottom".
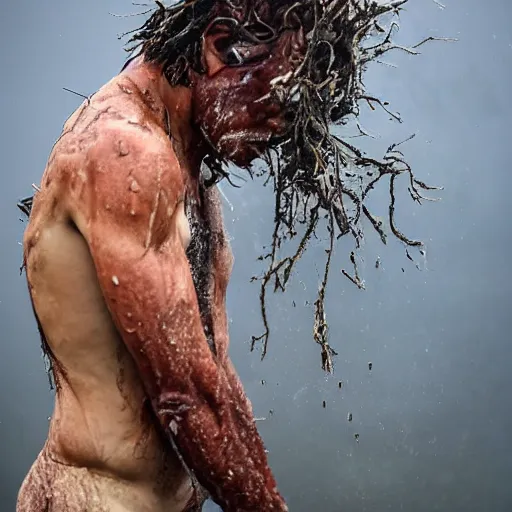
[{"left": 214, "top": 35, "right": 271, "bottom": 67}]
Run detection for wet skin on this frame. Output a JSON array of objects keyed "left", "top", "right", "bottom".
[{"left": 17, "top": 21, "right": 304, "bottom": 512}]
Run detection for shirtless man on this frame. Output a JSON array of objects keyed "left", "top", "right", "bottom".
[{"left": 17, "top": 2, "right": 306, "bottom": 511}]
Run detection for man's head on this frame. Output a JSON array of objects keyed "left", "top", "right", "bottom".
[
  {"left": 129, "top": 0, "right": 352, "bottom": 168},
  {"left": 191, "top": 8, "right": 306, "bottom": 167},
  {"left": 127, "top": 0, "right": 436, "bottom": 371}
]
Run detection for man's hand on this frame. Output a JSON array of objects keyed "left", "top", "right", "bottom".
[{"left": 70, "top": 125, "right": 287, "bottom": 511}]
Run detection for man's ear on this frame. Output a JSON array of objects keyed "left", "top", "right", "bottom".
[{"left": 202, "top": 33, "right": 229, "bottom": 78}]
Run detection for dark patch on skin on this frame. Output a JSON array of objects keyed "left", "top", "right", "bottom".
[
  {"left": 132, "top": 397, "right": 158, "bottom": 462},
  {"left": 25, "top": 233, "right": 38, "bottom": 260},
  {"left": 82, "top": 106, "right": 120, "bottom": 134},
  {"left": 127, "top": 120, "right": 152, "bottom": 133},
  {"left": 27, "top": 290, "right": 65, "bottom": 391},
  {"left": 185, "top": 189, "right": 216, "bottom": 356},
  {"left": 141, "top": 87, "right": 161, "bottom": 114},
  {"left": 50, "top": 197, "right": 58, "bottom": 214},
  {"left": 115, "top": 344, "right": 129, "bottom": 412},
  {"left": 117, "top": 82, "right": 134, "bottom": 95},
  {"left": 82, "top": 106, "right": 113, "bottom": 132}
]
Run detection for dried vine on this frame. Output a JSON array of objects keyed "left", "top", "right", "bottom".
[{"left": 246, "top": 0, "right": 451, "bottom": 369}]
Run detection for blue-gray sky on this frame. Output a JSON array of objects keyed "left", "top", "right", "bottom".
[{"left": 1, "top": 1, "right": 512, "bottom": 511}]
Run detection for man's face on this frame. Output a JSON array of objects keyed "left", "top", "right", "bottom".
[{"left": 191, "top": 6, "right": 305, "bottom": 167}]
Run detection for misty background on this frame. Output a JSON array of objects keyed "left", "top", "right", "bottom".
[{"left": 1, "top": 1, "right": 511, "bottom": 511}]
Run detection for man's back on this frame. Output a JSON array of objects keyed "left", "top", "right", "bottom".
[{"left": 18, "top": 76, "right": 199, "bottom": 511}]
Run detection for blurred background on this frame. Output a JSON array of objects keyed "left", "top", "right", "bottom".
[{"left": 1, "top": 1, "right": 511, "bottom": 510}]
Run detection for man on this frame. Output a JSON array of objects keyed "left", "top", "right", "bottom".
[
  {"left": 17, "top": 1, "right": 306, "bottom": 511},
  {"left": 18, "top": 0, "right": 426, "bottom": 510}
]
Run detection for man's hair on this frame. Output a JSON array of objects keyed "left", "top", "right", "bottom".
[
  {"left": 126, "top": 0, "right": 215, "bottom": 86},
  {"left": 21, "top": 1, "right": 448, "bottom": 373}
]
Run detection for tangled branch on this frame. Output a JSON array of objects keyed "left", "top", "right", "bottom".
[{"left": 248, "top": 0, "right": 449, "bottom": 370}]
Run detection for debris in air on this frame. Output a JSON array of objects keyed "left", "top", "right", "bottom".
[
  {"left": 368, "top": 362, "right": 373, "bottom": 371},
  {"left": 348, "top": 413, "right": 353, "bottom": 422},
  {"left": 322, "top": 400, "right": 326, "bottom": 408},
  {"left": 338, "top": 381, "right": 343, "bottom": 390},
  {"left": 354, "top": 433, "right": 360, "bottom": 443}
]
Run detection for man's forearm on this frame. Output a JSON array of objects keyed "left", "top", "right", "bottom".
[
  {"left": 157, "top": 366, "right": 286, "bottom": 512},
  {"left": 223, "top": 357, "right": 256, "bottom": 420}
]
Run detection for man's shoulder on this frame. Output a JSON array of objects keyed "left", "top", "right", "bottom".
[
  {"left": 47, "top": 114, "right": 183, "bottom": 232},
  {"left": 57, "top": 77, "right": 173, "bottom": 173},
  {"left": 86, "top": 124, "right": 183, "bottom": 196},
  {"left": 53, "top": 111, "right": 180, "bottom": 190},
  {"left": 88, "top": 121, "right": 175, "bottom": 167}
]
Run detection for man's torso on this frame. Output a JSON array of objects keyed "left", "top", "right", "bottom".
[{"left": 18, "top": 75, "right": 233, "bottom": 512}]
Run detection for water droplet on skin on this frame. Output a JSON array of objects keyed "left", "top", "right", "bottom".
[
  {"left": 130, "top": 180, "right": 141, "bottom": 193},
  {"left": 118, "top": 140, "right": 129, "bottom": 157}
]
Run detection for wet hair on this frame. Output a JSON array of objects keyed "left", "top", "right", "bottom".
[
  {"left": 20, "top": 0, "right": 447, "bottom": 373},
  {"left": 125, "top": 0, "right": 300, "bottom": 84},
  {"left": 124, "top": 0, "right": 215, "bottom": 86}
]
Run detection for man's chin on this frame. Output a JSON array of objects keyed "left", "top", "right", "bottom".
[{"left": 223, "top": 144, "right": 266, "bottom": 168}]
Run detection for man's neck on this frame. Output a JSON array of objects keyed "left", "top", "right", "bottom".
[{"left": 121, "top": 56, "right": 206, "bottom": 175}]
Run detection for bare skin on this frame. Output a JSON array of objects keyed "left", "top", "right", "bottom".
[{"left": 18, "top": 21, "right": 304, "bottom": 512}]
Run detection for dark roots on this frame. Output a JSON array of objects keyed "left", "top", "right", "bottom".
[{"left": 244, "top": 0, "right": 451, "bottom": 371}]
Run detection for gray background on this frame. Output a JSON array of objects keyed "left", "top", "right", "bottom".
[{"left": 1, "top": 1, "right": 511, "bottom": 511}]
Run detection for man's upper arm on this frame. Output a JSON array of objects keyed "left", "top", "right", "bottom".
[{"left": 72, "top": 132, "right": 211, "bottom": 396}]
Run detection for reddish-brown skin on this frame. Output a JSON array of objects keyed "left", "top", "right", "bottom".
[
  {"left": 18, "top": 9, "right": 305, "bottom": 512},
  {"left": 195, "top": 26, "right": 304, "bottom": 166}
]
